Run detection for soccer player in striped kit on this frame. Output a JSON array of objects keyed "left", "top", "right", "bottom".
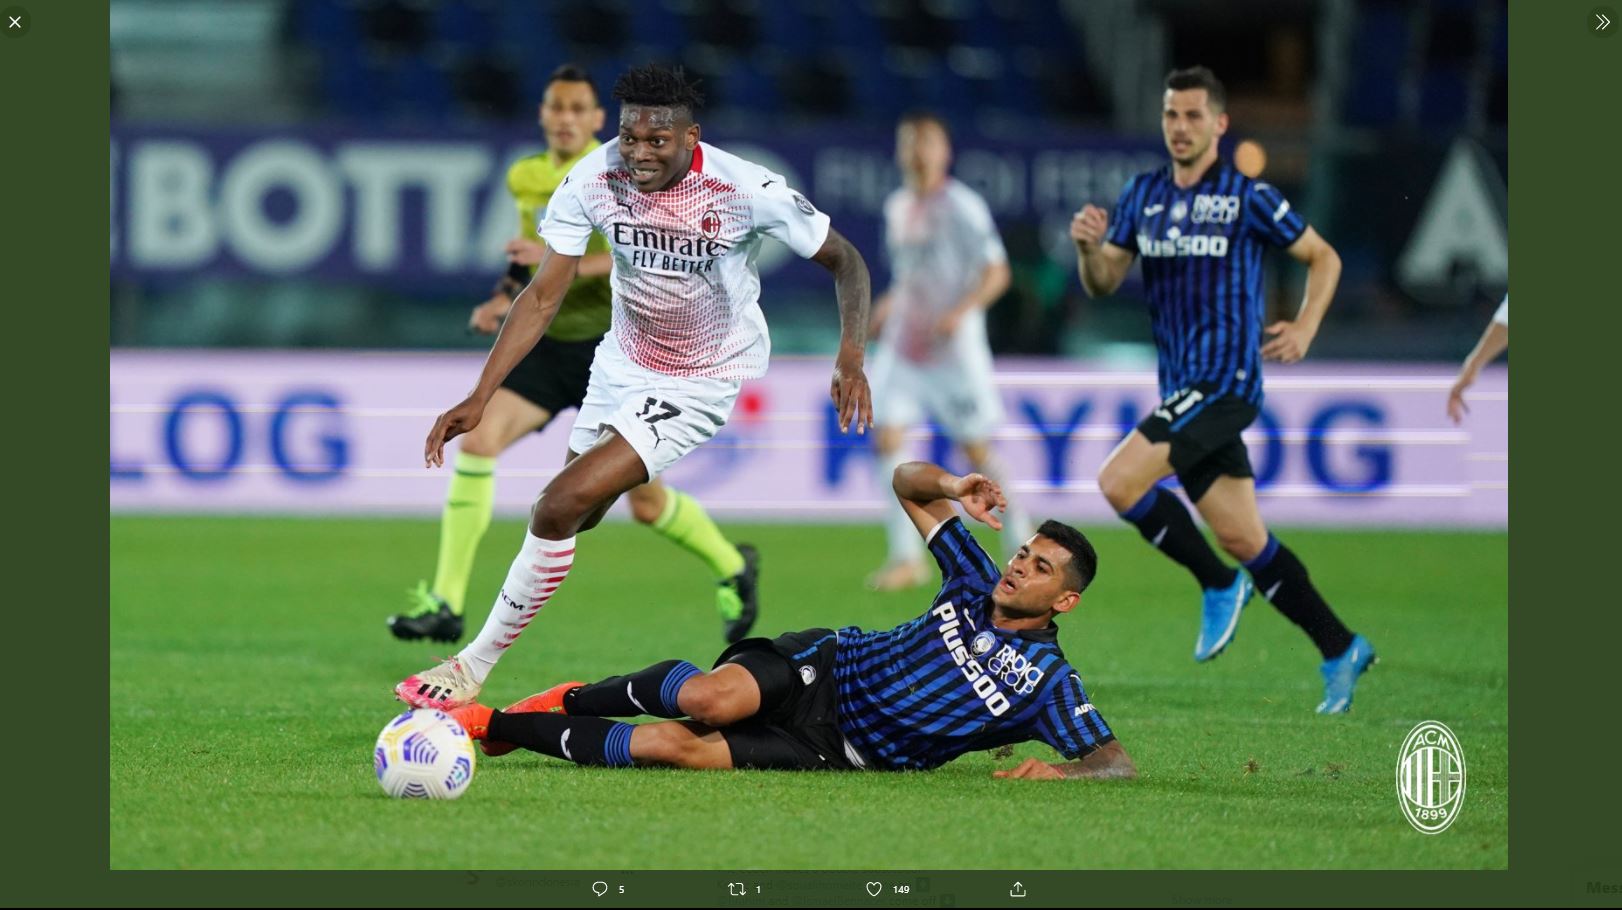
[
  {"left": 1070, "top": 66, "right": 1375, "bottom": 714},
  {"left": 445, "top": 459, "right": 1135, "bottom": 780}
]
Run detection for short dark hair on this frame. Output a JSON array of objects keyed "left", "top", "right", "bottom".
[
  {"left": 546, "top": 63, "right": 599, "bottom": 103},
  {"left": 898, "top": 109, "right": 950, "bottom": 137},
  {"left": 1164, "top": 65, "right": 1226, "bottom": 112},
  {"left": 1036, "top": 520, "right": 1099, "bottom": 594},
  {"left": 612, "top": 63, "right": 704, "bottom": 118}
]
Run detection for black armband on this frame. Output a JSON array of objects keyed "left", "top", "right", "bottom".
[{"left": 494, "top": 261, "right": 529, "bottom": 298}]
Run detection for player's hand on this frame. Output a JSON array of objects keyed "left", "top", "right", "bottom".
[
  {"left": 830, "top": 357, "right": 873, "bottom": 435},
  {"left": 951, "top": 473, "right": 1006, "bottom": 531},
  {"left": 1446, "top": 372, "right": 1477, "bottom": 425},
  {"left": 993, "top": 758, "right": 1065, "bottom": 781},
  {"left": 935, "top": 305, "right": 967, "bottom": 339},
  {"left": 505, "top": 238, "right": 547, "bottom": 267},
  {"left": 1261, "top": 320, "right": 1316, "bottom": 363},
  {"left": 468, "top": 294, "right": 513, "bottom": 335},
  {"left": 1070, "top": 205, "right": 1110, "bottom": 251},
  {"left": 424, "top": 396, "right": 486, "bottom": 468}
]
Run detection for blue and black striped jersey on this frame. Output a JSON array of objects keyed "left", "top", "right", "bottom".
[
  {"left": 832, "top": 518, "right": 1114, "bottom": 771},
  {"left": 1105, "top": 159, "right": 1308, "bottom": 405}
]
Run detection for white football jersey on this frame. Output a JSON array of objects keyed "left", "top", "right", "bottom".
[
  {"left": 881, "top": 178, "right": 1007, "bottom": 364},
  {"left": 1493, "top": 294, "right": 1508, "bottom": 327},
  {"left": 541, "top": 142, "right": 831, "bottom": 380}
]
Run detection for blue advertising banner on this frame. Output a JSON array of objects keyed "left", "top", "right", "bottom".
[{"left": 109, "top": 123, "right": 1164, "bottom": 293}]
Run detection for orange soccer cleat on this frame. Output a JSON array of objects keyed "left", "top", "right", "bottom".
[
  {"left": 479, "top": 681, "right": 585, "bottom": 757},
  {"left": 446, "top": 702, "right": 494, "bottom": 742}
]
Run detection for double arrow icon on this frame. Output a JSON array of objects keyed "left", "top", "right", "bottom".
[{"left": 1600, "top": 11, "right": 1614, "bottom": 30}]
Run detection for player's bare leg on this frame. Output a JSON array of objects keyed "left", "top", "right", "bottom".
[
  {"left": 530, "top": 428, "right": 650, "bottom": 538},
  {"left": 672, "top": 663, "right": 763, "bottom": 725},
  {"left": 625, "top": 479, "right": 667, "bottom": 524},
  {"left": 961, "top": 438, "right": 1035, "bottom": 560},
  {"left": 391, "top": 388, "right": 554, "bottom": 643},
  {"left": 1096, "top": 430, "right": 1174, "bottom": 513},
  {"left": 629, "top": 721, "right": 735, "bottom": 769},
  {"left": 1099, "top": 430, "right": 1251, "bottom": 661},
  {"left": 869, "top": 424, "right": 931, "bottom": 591},
  {"left": 1193, "top": 476, "right": 1269, "bottom": 562},
  {"left": 396, "top": 429, "right": 649, "bottom": 709},
  {"left": 1195, "top": 476, "right": 1373, "bottom": 712}
]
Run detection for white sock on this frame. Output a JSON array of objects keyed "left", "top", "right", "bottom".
[
  {"left": 878, "top": 448, "right": 924, "bottom": 565},
  {"left": 459, "top": 531, "right": 576, "bottom": 685}
]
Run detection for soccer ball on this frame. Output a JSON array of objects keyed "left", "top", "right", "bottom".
[{"left": 373, "top": 709, "right": 476, "bottom": 799}]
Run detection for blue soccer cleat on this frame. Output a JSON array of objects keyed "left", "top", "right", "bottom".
[
  {"left": 1316, "top": 634, "right": 1377, "bottom": 714},
  {"left": 1194, "top": 573, "right": 1254, "bottom": 662}
]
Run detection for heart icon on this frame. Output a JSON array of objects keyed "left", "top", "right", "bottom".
[{"left": 865, "top": 882, "right": 882, "bottom": 897}]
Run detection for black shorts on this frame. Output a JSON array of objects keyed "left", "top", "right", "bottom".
[
  {"left": 498, "top": 334, "right": 602, "bottom": 421},
  {"left": 1136, "top": 384, "right": 1259, "bottom": 503},
  {"left": 712, "top": 628, "right": 858, "bottom": 771}
]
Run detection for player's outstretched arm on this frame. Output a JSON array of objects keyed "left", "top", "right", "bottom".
[
  {"left": 424, "top": 249, "right": 580, "bottom": 467},
  {"left": 1262, "top": 227, "right": 1342, "bottom": 363},
  {"left": 892, "top": 461, "right": 1007, "bottom": 538},
  {"left": 1448, "top": 319, "right": 1509, "bottom": 424},
  {"left": 993, "top": 741, "right": 1138, "bottom": 781},
  {"left": 810, "top": 227, "right": 873, "bottom": 435},
  {"left": 1071, "top": 204, "right": 1134, "bottom": 297}
]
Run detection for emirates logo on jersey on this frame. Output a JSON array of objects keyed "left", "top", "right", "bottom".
[
  {"left": 609, "top": 222, "right": 732, "bottom": 274},
  {"left": 700, "top": 210, "right": 722, "bottom": 239}
]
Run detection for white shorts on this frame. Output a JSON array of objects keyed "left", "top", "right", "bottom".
[
  {"left": 869, "top": 345, "right": 1004, "bottom": 442},
  {"left": 568, "top": 333, "right": 742, "bottom": 478}
]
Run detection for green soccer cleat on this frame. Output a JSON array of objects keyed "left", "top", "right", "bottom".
[
  {"left": 388, "top": 581, "right": 464, "bottom": 643},
  {"left": 717, "top": 544, "right": 760, "bottom": 644}
]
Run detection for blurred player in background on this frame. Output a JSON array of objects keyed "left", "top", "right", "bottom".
[
  {"left": 397, "top": 65, "right": 873, "bottom": 711},
  {"left": 866, "top": 112, "right": 1034, "bottom": 591},
  {"left": 388, "top": 65, "right": 760, "bottom": 647},
  {"left": 448, "top": 459, "right": 1134, "bottom": 781},
  {"left": 1071, "top": 66, "right": 1374, "bottom": 714},
  {"left": 1447, "top": 294, "right": 1508, "bottom": 424}
]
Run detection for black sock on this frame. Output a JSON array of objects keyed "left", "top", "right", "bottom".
[
  {"left": 564, "top": 659, "right": 702, "bottom": 718},
  {"left": 487, "top": 710, "right": 636, "bottom": 767},
  {"left": 1118, "top": 486, "right": 1238, "bottom": 590},
  {"left": 1244, "top": 534, "right": 1355, "bottom": 659}
]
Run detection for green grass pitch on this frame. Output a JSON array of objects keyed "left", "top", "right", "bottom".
[{"left": 111, "top": 517, "right": 1507, "bottom": 869}]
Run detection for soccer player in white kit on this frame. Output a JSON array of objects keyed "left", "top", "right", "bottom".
[
  {"left": 866, "top": 112, "right": 1033, "bottom": 591},
  {"left": 397, "top": 65, "right": 874, "bottom": 710}
]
